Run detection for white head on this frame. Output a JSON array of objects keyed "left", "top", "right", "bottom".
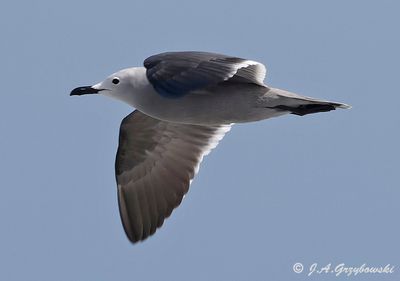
[{"left": 70, "top": 67, "right": 149, "bottom": 105}]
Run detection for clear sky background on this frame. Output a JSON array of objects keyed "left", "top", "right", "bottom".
[{"left": 0, "top": 1, "right": 399, "bottom": 280}]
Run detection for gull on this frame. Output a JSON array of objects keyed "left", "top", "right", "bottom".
[{"left": 71, "top": 51, "right": 350, "bottom": 243}]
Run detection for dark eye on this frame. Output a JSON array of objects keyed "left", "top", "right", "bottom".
[{"left": 112, "top": 78, "right": 120, "bottom": 85}]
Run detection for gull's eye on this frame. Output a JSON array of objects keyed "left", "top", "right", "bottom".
[{"left": 112, "top": 78, "right": 120, "bottom": 85}]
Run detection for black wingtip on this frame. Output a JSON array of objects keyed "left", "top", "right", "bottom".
[{"left": 271, "top": 104, "right": 338, "bottom": 116}]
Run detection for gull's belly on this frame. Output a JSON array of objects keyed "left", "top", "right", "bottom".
[{"left": 132, "top": 83, "right": 280, "bottom": 125}]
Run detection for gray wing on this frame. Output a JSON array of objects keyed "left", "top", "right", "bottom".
[
  {"left": 116, "top": 110, "right": 231, "bottom": 243},
  {"left": 144, "top": 51, "right": 267, "bottom": 98}
]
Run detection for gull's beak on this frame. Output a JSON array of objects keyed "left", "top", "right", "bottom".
[{"left": 70, "top": 86, "right": 102, "bottom": 96}]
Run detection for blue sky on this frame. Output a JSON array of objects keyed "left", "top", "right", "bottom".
[{"left": 0, "top": 1, "right": 399, "bottom": 280}]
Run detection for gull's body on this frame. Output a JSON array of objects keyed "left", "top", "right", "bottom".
[
  {"left": 71, "top": 51, "right": 350, "bottom": 243},
  {"left": 99, "top": 67, "right": 299, "bottom": 125}
]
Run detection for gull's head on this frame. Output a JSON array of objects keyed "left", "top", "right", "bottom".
[{"left": 70, "top": 67, "right": 147, "bottom": 104}]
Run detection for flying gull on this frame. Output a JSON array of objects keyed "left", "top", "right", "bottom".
[{"left": 71, "top": 51, "right": 350, "bottom": 243}]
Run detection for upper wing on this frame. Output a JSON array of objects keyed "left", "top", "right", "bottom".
[
  {"left": 144, "top": 51, "right": 267, "bottom": 98},
  {"left": 116, "top": 110, "right": 231, "bottom": 243}
]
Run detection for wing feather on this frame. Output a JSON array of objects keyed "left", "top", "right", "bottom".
[
  {"left": 116, "top": 110, "right": 231, "bottom": 243},
  {"left": 144, "top": 51, "right": 267, "bottom": 98}
]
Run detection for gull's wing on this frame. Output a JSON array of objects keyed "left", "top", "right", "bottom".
[
  {"left": 116, "top": 110, "right": 231, "bottom": 243},
  {"left": 144, "top": 51, "right": 267, "bottom": 98}
]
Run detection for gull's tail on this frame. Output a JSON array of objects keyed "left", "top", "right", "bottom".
[{"left": 266, "top": 88, "right": 351, "bottom": 116}]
